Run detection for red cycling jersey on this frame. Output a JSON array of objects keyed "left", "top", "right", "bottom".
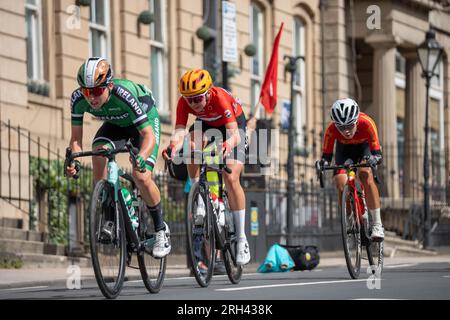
[
  {"left": 322, "top": 112, "right": 381, "bottom": 161},
  {"left": 175, "top": 87, "right": 244, "bottom": 128}
]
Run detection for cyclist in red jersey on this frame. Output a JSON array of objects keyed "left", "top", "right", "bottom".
[
  {"left": 162, "top": 69, "right": 250, "bottom": 265},
  {"left": 320, "top": 98, "right": 384, "bottom": 241}
]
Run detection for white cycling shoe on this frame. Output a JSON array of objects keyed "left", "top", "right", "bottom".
[
  {"left": 236, "top": 238, "right": 251, "bottom": 265},
  {"left": 153, "top": 222, "right": 171, "bottom": 258},
  {"left": 370, "top": 223, "right": 385, "bottom": 242}
]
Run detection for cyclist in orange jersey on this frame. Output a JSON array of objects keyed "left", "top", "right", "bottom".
[{"left": 320, "top": 98, "right": 384, "bottom": 241}]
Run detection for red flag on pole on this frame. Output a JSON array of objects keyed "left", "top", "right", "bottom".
[{"left": 259, "top": 22, "right": 284, "bottom": 114}]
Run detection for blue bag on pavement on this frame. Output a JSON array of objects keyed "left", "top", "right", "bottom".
[{"left": 257, "top": 243, "right": 295, "bottom": 273}]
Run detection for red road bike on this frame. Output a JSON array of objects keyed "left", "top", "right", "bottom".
[{"left": 316, "top": 158, "right": 384, "bottom": 279}]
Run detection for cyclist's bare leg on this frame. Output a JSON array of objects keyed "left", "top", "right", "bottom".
[
  {"left": 358, "top": 167, "right": 380, "bottom": 209},
  {"left": 92, "top": 144, "right": 109, "bottom": 183},
  {"left": 132, "top": 170, "right": 160, "bottom": 206},
  {"left": 225, "top": 159, "right": 250, "bottom": 263},
  {"left": 334, "top": 173, "right": 348, "bottom": 205},
  {"left": 358, "top": 167, "right": 383, "bottom": 235},
  {"left": 223, "top": 160, "right": 245, "bottom": 210}
]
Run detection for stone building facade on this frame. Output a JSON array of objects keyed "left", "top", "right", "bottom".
[{"left": 1, "top": 0, "right": 450, "bottom": 229}]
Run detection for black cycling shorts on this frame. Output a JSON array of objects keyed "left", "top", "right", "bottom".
[
  {"left": 333, "top": 141, "right": 372, "bottom": 175},
  {"left": 92, "top": 121, "right": 159, "bottom": 171},
  {"left": 188, "top": 113, "right": 247, "bottom": 163}
]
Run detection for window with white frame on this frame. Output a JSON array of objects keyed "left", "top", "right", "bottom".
[
  {"left": 89, "top": 0, "right": 110, "bottom": 59},
  {"left": 25, "top": 0, "right": 44, "bottom": 81},
  {"left": 293, "top": 17, "right": 306, "bottom": 150},
  {"left": 149, "top": 0, "right": 169, "bottom": 117},
  {"left": 250, "top": 2, "right": 265, "bottom": 119}
]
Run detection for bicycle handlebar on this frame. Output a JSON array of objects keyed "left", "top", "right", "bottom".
[
  {"left": 168, "top": 149, "right": 233, "bottom": 175},
  {"left": 315, "top": 158, "right": 380, "bottom": 188},
  {"left": 64, "top": 140, "right": 144, "bottom": 179}
]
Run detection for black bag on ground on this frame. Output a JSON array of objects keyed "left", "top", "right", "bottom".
[{"left": 280, "top": 245, "right": 320, "bottom": 271}]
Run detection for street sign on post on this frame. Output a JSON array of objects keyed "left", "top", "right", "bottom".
[{"left": 222, "top": 1, "right": 238, "bottom": 63}]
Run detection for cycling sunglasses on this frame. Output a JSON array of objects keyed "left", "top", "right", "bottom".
[
  {"left": 81, "top": 86, "right": 108, "bottom": 98},
  {"left": 336, "top": 123, "right": 356, "bottom": 131},
  {"left": 184, "top": 91, "right": 208, "bottom": 105}
]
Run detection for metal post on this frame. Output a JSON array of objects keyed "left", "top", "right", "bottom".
[
  {"left": 57, "top": 148, "right": 61, "bottom": 229},
  {"left": 18, "top": 125, "right": 21, "bottom": 209},
  {"left": 38, "top": 137, "right": 41, "bottom": 232},
  {"left": 221, "top": 0, "right": 229, "bottom": 91},
  {"left": 47, "top": 142, "right": 51, "bottom": 237},
  {"left": 284, "top": 55, "right": 304, "bottom": 245},
  {"left": 319, "top": 0, "right": 327, "bottom": 138},
  {"left": 0, "top": 120, "right": 2, "bottom": 197},
  {"left": 28, "top": 131, "right": 32, "bottom": 230},
  {"left": 222, "top": 62, "right": 229, "bottom": 90},
  {"left": 423, "top": 75, "right": 431, "bottom": 248},
  {"left": 8, "top": 120, "right": 11, "bottom": 202}
]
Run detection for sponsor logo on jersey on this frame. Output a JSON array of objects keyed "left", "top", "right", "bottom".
[
  {"left": 224, "top": 110, "right": 232, "bottom": 118},
  {"left": 70, "top": 90, "right": 83, "bottom": 110},
  {"left": 115, "top": 87, "right": 143, "bottom": 116},
  {"left": 95, "top": 113, "right": 129, "bottom": 121}
]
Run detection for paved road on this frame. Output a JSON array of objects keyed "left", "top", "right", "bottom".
[{"left": 1, "top": 259, "right": 449, "bottom": 301}]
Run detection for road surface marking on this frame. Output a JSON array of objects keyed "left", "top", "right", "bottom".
[
  {"left": 353, "top": 298, "right": 407, "bottom": 300},
  {"left": 384, "top": 264, "right": 417, "bottom": 269},
  {"left": 443, "top": 276, "right": 450, "bottom": 278},
  {"left": 0, "top": 286, "right": 48, "bottom": 292},
  {"left": 216, "top": 279, "right": 368, "bottom": 291}
]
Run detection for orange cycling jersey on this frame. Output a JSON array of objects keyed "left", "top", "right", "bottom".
[
  {"left": 322, "top": 112, "right": 381, "bottom": 161},
  {"left": 176, "top": 87, "right": 243, "bottom": 128}
]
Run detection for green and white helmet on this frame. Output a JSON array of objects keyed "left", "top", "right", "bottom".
[{"left": 77, "top": 57, "right": 113, "bottom": 88}]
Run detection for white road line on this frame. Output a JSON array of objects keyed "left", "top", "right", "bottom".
[
  {"left": 125, "top": 271, "right": 312, "bottom": 285},
  {"left": 443, "top": 276, "right": 450, "bottom": 278},
  {"left": 215, "top": 279, "right": 368, "bottom": 292},
  {"left": 384, "top": 264, "right": 417, "bottom": 269},
  {"left": 353, "top": 298, "right": 407, "bottom": 300},
  {"left": 0, "top": 286, "right": 49, "bottom": 292}
]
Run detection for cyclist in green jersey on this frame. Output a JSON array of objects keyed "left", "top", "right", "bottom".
[{"left": 65, "top": 57, "right": 171, "bottom": 258}]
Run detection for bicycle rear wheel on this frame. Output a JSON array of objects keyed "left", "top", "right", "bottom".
[
  {"left": 341, "top": 184, "right": 362, "bottom": 279},
  {"left": 186, "top": 182, "right": 215, "bottom": 287},
  {"left": 89, "top": 180, "right": 126, "bottom": 299},
  {"left": 137, "top": 200, "right": 167, "bottom": 293}
]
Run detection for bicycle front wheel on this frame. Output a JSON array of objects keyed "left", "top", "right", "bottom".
[
  {"left": 222, "top": 194, "right": 242, "bottom": 284},
  {"left": 89, "top": 180, "right": 126, "bottom": 299},
  {"left": 186, "top": 182, "right": 215, "bottom": 287},
  {"left": 341, "top": 184, "right": 362, "bottom": 279},
  {"left": 137, "top": 201, "right": 167, "bottom": 293},
  {"left": 223, "top": 243, "right": 243, "bottom": 284}
]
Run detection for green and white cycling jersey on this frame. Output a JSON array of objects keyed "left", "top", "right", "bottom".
[
  {"left": 71, "top": 78, "right": 157, "bottom": 130},
  {"left": 70, "top": 78, "right": 161, "bottom": 170}
]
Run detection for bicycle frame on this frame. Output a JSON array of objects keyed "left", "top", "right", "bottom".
[
  {"left": 317, "top": 160, "right": 378, "bottom": 238},
  {"left": 345, "top": 170, "right": 366, "bottom": 226},
  {"left": 65, "top": 144, "right": 142, "bottom": 252}
]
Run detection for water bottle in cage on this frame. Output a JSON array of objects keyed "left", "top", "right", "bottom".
[{"left": 121, "top": 188, "right": 139, "bottom": 230}]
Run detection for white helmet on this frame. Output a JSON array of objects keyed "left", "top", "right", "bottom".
[{"left": 330, "top": 98, "right": 360, "bottom": 126}]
